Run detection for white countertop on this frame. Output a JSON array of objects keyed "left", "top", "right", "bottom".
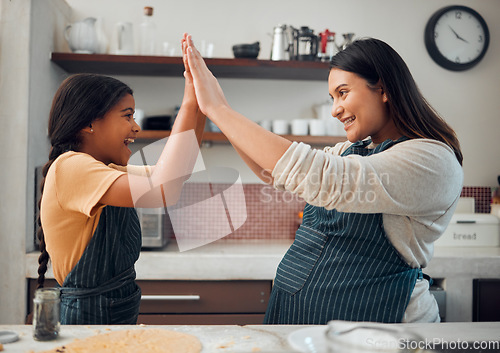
[
  {"left": 25, "top": 239, "right": 500, "bottom": 281},
  {"left": 1, "top": 322, "right": 500, "bottom": 353}
]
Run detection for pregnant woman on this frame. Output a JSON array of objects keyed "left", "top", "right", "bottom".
[{"left": 183, "top": 33, "right": 463, "bottom": 324}]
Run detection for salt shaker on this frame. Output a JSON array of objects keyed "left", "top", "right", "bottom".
[{"left": 33, "top": 288, "right": 60, "bottom": 341}]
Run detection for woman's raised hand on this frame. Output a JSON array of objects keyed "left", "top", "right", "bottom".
[{"left": 183, "top": 33, "right": 229, "bottom": 119}]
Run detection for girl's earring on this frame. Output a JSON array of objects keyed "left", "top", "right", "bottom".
[{"left": 90, "top": 128, "right": 94, "bottom": 132}]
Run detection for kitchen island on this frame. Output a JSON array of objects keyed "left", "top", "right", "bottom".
[
  {"left": 25, "top": 239, "right": 500, "bottom": 322},
  {"left": 1, "top": 322, "right": 500, "bottom": 352}
]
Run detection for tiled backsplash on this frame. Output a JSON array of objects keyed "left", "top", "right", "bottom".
[
  {"left": 461, "top": 186, "right": 492, "bottom": 213},
  {"left": 170, "top": 184, "right": 493, "bottom": 240}
]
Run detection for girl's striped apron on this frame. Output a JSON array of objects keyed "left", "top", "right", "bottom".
[
  {"left": 59, "top": 206, "right": 142, "bottom": 325},
  {"left": 264, "top": 137, "right": 421, "bottom": 324}
]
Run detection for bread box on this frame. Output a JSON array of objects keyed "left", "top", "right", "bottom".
[{"left": 435, "top": 213, "right": 500, "bottom": 247}]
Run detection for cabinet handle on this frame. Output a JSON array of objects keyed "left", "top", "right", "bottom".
[{"left": 141, "top": 295, "right": 201, "bottom": 301}]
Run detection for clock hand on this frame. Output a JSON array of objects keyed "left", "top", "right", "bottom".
[{"left": 448, "top": 25, "right": 469, "bottom": 43}]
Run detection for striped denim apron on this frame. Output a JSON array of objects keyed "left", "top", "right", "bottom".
[
  {"left": 59, "top": 206, "right": 142, "bottom": 325},
  {"left": 264, "top": 137, "right": 421, "bottom": 324}
]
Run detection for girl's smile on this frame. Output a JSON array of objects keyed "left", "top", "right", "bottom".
[{"left": 80, "top": 94, "right": 140, "bottom": 166}]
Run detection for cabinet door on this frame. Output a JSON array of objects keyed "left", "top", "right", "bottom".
[
  {"left": 27, "top": 279, "right": 272, "bottom": 325},
  {"left": 473, "top": 279, "right": 500, "bottom": 321},
  {"left": 137, "top": 280, "right": 271, "bottom": 314},
  {"left": 137, "top": 314, "right": 265, "bottom": 325}
]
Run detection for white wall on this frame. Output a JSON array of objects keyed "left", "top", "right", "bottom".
[
  {"left": 64, "top": 0, "right": 500, "bottom": 187},
  {"left": 0, "top": 0, "right": 70, "bottom": 324},
  {"left": 0, "top": 0, "right": 31, "bottom": 325}
]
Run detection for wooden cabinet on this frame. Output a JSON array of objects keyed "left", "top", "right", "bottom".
[
  {"left": 137, "top": 280, "right": 271, "bottom": 325},
  {"left": 26, "top": 279, "right": 272, "bottom": 325}
]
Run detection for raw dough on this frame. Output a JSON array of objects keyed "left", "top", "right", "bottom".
[{"left": 36, "top": 328, "right": 202, "bottom": 353}]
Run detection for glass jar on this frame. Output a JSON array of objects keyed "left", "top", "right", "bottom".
[
  {"left": 325, "top": 321, "right": 425, "bottom": 353},
  {"left": 139, "top": 6, "right": 156, "bottom": 55},
  {"left": 32, "top": 288, "right": 60, "bottom": 341}
]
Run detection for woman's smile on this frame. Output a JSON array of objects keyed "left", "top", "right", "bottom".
[
  {"left": 341, "top": 116, "right": 356, "bottom": 131},
  {"left": 328, "top": 68, "right": 398, "bottom": 143}
]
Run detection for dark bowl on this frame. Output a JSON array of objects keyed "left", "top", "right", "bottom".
[
  {"left": 142, "top": 115, "right": 171, "bottom": 130},
  {"left": 232, "top": 42, "right": 260, "bottom": 59}
]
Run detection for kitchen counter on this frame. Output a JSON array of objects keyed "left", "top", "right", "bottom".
[
  {"left": 25, "top": 239, "right": 293, "bottom": 281},
  {"left": 25, "top": 239, "right": 500, "bottom": 280},
  {"left": 25, "top": 239, "right": 500, "bottom": 321},
  {"left": 2, "top": 322, "right": 500, "bottom": 352}
]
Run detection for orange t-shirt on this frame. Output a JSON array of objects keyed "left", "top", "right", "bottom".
[{"left": 41, "top": 152, "right": 126, "bottom": 285}]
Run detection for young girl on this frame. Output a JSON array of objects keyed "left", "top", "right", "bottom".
[
  {"left": 36, "top": 40, "right": 205, "bottom": 325},
  {"left": 183, "top": 34, "right": 463, "bottom": 324}
]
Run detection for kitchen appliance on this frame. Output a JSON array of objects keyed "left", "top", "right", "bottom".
[
  {"left": 336, "top": 32, "right": 355, "bottom": 51},
  {"left": 64, "top": 17, "right": 99, "bottom": 54},
  {"left": 270, "top": 24, "right": 290, "bottom": 61},
  {"left": 295, "top": 26, "right": 318, "bottom": 61},
  {"left": 318, "top": 29, "right": 336, "bottom": 61},
  {"left": 435, "top": 213, "right": 500, "bottom": 247},
  {"left": 232, "top": 42, "right": 260, "bottom": 59},
  {"left": 137, "top": 208, "right": 173, "bottom": 248}
]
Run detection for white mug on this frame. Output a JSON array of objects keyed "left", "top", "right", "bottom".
[
  {"left": 325, "top": 119, "right": 346, "bottom": 136},
  {"left": 272, "top": 120, "right": 289, "bottom": 135},
  {"left": 259, "top": 120, "right": 272, "bottom": 131},
  {"left": 291, "top": 119, "right": 309, "bottom": 135},
  {"left": 309, "top": 119, "right": 326, "bottom": 136},
  {"left": 115, "top": 22, "right": 134, "bottom": 55}
]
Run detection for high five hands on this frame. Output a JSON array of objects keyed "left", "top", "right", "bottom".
[
  {"left": 181, "top": 33, "right": 230, "bottom": 121},
  {"left": 180, "top": 33, "right": 292, "bottom": 181}
]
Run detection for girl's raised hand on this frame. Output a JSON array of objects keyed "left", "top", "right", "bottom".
[
  {"left": 184, "top": 34, "right": 229, "bottom": 119},
  {"left": 180, "top": 33, "right": 197, "bottom": 108}
]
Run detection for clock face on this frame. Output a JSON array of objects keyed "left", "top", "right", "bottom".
[{"left": 425, "top": 6, "right": 489, "bottom": 71}]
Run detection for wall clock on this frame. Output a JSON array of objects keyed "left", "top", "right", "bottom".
[{"left": 424, "top": 5, "right": 489, "bottom": 71}]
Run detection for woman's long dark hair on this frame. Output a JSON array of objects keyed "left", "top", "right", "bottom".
[
  {"left": 36, "top": 73, "right": 133, "bottom": 288},
  {"left": 330, "top": 38, "right": 462, "bottom": 166}
]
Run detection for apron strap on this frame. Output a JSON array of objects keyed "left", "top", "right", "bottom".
[
  {"left": 60, "top": 267, "right": 135, "bottom": 299},
  {"left": 417, "top": 268, "right": 434, "bottom": 286}
]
